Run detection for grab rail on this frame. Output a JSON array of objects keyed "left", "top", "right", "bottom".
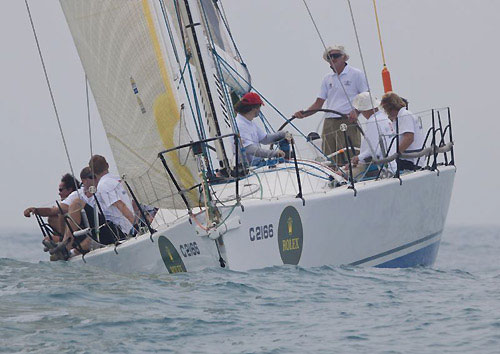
[
  {"left": 158, "top": 133, "right": 239, "bottom": 213},
  {"left": 372, "top": 107, "right": 454, "bottom": 180}
]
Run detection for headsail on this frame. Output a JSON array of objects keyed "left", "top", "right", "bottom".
[
  {"left": 197, "top": 0, "right": 251, "bottom": 95},
  {"left": 162, "top": 0, "right": 251, "bottom": 96},
  {"left": 59, "top": 0, "right": 200, "bottom": 208}
]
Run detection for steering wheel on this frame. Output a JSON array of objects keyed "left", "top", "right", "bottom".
[{"left": 278, "top": 109, "right": 348, "bottom": 131}]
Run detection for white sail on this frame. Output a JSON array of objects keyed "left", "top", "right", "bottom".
[
  {"left": 174, "top": 0, "right": 252, "bottom": 170},
  {"left": 59, "top": 0, "right": 201, "bottom": 209},
  {"left": 163, "top": 0, "right": 251, "bottom": 95},
  {"left": 197, "top": 0, "right": 251, "bottom": 95}
]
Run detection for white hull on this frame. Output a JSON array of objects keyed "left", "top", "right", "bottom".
[{"left": 70, "top": 166, "right": 455, "bottom": 273}]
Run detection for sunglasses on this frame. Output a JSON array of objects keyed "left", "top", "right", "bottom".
[
  {"left": 327, "top": 52, "right": 343, "bottom": 60},
  {"left": 58, "top": 187, "right": 67, "bottom": 192}
]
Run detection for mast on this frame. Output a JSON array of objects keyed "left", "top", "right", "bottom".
[{"left": 176, "top": 0, "right": 232, "bottom": 175}]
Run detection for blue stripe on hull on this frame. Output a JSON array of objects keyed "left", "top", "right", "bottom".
[{"left": 375, "top": 241, "right": 441, "bottom": 268}]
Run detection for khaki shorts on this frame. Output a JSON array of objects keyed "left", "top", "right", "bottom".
[{"left": 321, "top": 117, "right": 361, "bottom": 165}]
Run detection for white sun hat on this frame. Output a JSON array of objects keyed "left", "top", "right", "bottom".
[
  {"left": 352, "top": 92, "right": 381, "bottom": 111},
  {"left": 322, "top": 45, "right": 349, "bottom": 61}
]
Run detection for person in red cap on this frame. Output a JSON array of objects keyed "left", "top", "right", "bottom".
[{"left": 235, "top": 92, "right": 289, "bottom": 165}]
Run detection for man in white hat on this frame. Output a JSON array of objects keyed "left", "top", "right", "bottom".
[
  {"left": 344, "top": 91, "right": 396, "bottom": 180},
  {"left": 293, "top": 45, "right": 368, "bottom": 164}
]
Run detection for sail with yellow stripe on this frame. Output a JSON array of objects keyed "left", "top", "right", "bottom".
[{"left": 59, "top": 0, "right": 201, "bottom": 208}]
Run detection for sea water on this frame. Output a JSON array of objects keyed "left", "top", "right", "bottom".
[{"left": 0, "top": 225, "right": 499, "bottom": 353}]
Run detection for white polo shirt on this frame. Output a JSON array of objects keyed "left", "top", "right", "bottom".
[
  {"left": 61, "top": 187, "right": 94, "bottom": 207},
  {"left": 235, "top": 113, "right": 266, "bottom": 147},
  {"left": 318, "top": 64, "right": 369, "bottom": 117},
  {"left": 358, "top": 111, "right": 397, "bottom": 172},
  {"left": 235, "top": 113, "right": 269, "bottom": 164},
  {"left": 396, "top": 108, "right": 425, "bottom": 165},
  {"left": 95, "top": 173, "right": 133, "bottom": 233}
]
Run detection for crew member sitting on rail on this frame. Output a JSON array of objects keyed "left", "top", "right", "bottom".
[
  {"left": 50, "top": 155, "right": 136, "bottom": 259},
  {"left": 42, "top": 167, "right": 96, "bottom": 256},
  {"left": 61, "top": 167, "right": 96, "bottom": 211},
  {"left": 89, "top": 154, "right": 135, "bottom": 239},
  {"left": 23, "top": 173, "right": 79, "bottom": 238},
  {"left": 341, "top": 92, "right": 396, "bottom": 180},
  {"left": 380, "top": 92, "right": 425, "bottom": 171},
  {"left": 49, "top": 166, "right": 109, "bottom": 260},
  {"left": 235, "top": 92, "right": 289, "bottom": 166}
]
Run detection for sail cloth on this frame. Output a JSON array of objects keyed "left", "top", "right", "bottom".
[
  {"left": 59, "top": 0, "right": 200, "bottom": 209},
  {"left": 163, "top": 0, "right": 251, "bottom": 96},
  {"left": 171, "top": 0, "right": 252, "bottom": 171},
  {"left": 197, "top": 0, "right": 251, "bottom": 95}
]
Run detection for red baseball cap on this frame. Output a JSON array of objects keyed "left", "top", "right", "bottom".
[{"left": 240, "top": 92, "right": 264, "bottom": 105}]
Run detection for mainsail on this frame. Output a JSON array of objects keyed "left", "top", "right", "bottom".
[
  {"left": 60, "top": 0, "right": 252, "bottom": 209},
  {"left": 60, "top": 0, "right": 204, "bottom": 209}
]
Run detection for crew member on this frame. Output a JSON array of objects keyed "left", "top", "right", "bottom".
[
  {"left": 380, "top": 92, "right": 425, "bottom": 171},
  {"left": 23, "top": 173, "right": 79, "bottom": 237},
  {"left": 50, "top": 155, "right": 135, "bottom": 259},
  {"left": 293, "top": 45, "right": 368, "bottom": 164},
  {"left": 235, "top": 92, "right": 289, "bottom": 166},
  {"left": 345, "top": 92, "right": 396, "bottom": 180}
]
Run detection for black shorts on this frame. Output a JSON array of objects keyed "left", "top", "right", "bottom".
[
  {"left": 397, "top": 158, "right": 417, "bottom": 171},
  {"left": 82, "top": 204, "right": 125, "bottom": 245}
]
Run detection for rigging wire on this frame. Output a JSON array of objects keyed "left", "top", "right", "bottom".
[
  {"left": 373, "top": 0, "right": 387, "bottom": 67},
  {"left": 197, "top": 0, "right": 248, "bottom": 172},
  {"left": 213, "top": 53, "right": 336, "bottom": 164},
  {"left": 85, "top": 74, "right": 100, "bottom": 240},
  {"left": 301, "top": 0, "right": 380, "bottom": 170},
  {"left": 86, "top": 75, "right": 93, "bottom": 161},
  {"left": 346, "top": 0, "right": 386, "bottom": 159},
  {"left": 172, "top": 0, "right": 208, "bottom": 142},
  {"left": 301, "top": 0, "right": 354, "bottom": 112},
  {"left": 198, "top": 0, "right": 238, "bottom": 128},
  {"left": 159, "top": 0, "right": 204, "bottom": 140},
  {"left": 25, "top": 0, "right": 80, "bottom": 195},
  {"left": 372, "top": 0, "right": 393, "bottom": 92},
  {"left": 167, "top": 0, "right": 216, "bottom": 173},
  {"left": 300, "top": 0, "right": 380, "bottom": 168},
  {"left": 215, "top": 0, "right": 245, "bottom": 64},
  {"left": 159, "top": 0, "right": 182, "bottom": 66}
]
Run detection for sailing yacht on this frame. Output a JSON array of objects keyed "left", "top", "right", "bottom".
[{"left": 32, "top": 0, "right": 455, "bottom": 273}]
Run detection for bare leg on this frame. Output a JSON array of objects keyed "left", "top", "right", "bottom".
[
  {"left": 58, "top": 199, "right": 85, "bottom": 252},
  {"left": 43, "top": 216, "right": 62, "bottom": 252},
  {"left": 75, "top": 237, "right": 92, "bottom": 253},
  {"left": 47, "top": 216, "right": 58, "bottom": 233},
  {"left": 57, "top": 214, "right": 66, "bottom": 236},
  {"left": 47, "top": 215, "right": 64, "bottom": 236},
  {"left": 63, "top": 200, "right": 99, "bottom": 254},
  {"left": 43, "top": 235, "right": 61, "bottom": 248}
]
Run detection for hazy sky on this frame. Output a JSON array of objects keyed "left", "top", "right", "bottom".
[{"left": 1, "top": 0, "right": 498, "bottom": 232}]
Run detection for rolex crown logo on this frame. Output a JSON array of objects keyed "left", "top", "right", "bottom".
[
  {"left": 166, "top": 248, "right": 174, "bottom": 261},
  {"left": 287, "top": 217, "right": 293, "bottom": 235}
]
